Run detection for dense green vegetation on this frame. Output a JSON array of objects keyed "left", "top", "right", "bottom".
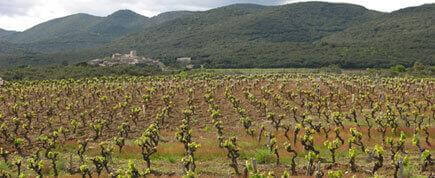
[
  {"left": 0, "top": 2, "right": 433, "bottom": 69},
  {"left": 0, "top": 64, "right": 161, "bottom": 81},
  {"left": 0, "top": 28, "right": 16, "bottom": 38},
  {"left": 0, "top": 62, "right": 433, "bottom": 82},
  {"left": 105, "top": 2, "right": 386, "bottom": 68},
  {"left": 321, "top": 4, "right": 435, "bottom": 67},
  {"left": 0, "top": 42, "right": 29, "bottom": 56},
  {"left": 0, "top": 10, "right": 196, "bottom": 54},
  {"left": 1, "top": 10, "right": 148, "bottom": 53},
  {"left": 104, "top": 2, "right": 434, "bottom": 68}
]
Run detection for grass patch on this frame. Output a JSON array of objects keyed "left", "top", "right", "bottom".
[
  {"left": 152, "top": 154, "right": 180, "bottom": 164},
  {"left": 255, "top": 148, "right": 275, "bottom": 164},
  {"left": 0, "top": 161, "right": 10, "bottom": 171},
  {"left": 241, "top": 148, "right": 276, "bottom": 164}
]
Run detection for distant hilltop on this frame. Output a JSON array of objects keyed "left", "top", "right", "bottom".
[
  {"left": 87, "top": 50, "right": 167, "bottom": 71},
  {"left": 2, "top": 2, "right": 434, "bottom": 68}
]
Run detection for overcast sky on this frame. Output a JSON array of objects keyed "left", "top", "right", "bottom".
[{"left": 1, "top": 0, "right": 434, "bottom": 31}]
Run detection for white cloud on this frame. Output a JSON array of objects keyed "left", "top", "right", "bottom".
[{"left": 0, "top": 0, "right": 434, "bottom": 31}]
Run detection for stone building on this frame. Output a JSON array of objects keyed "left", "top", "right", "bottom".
[
  {"left": 112, "top": 53, "right": 122, "bottom": 59},
  {"left": 87, "top": 50, "right": 168, "bottom": 71},
  {"left": 177, "top": 57, "right": 194, "bottom": 69},
  {"left": 129, "top": 50, "right": 137, "bottom": 58},
  {"left": 177, "top": 57, "right": 192, "bottom": 63}
]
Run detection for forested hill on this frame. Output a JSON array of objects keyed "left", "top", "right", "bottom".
[
  {"left": 1, "top": 10, "right": 149, "bottom": 52},
  {"left": 0, "top": 2, "right": 433, "bottom": 68},
  {"left": 0, "top": 29, "right": 16, "bottom": 39},
  {"left": 320, "top": 3, "right": 435, "bottom": 67},
  {"left": 107, "top": 2, "right": 388, "bottom": 68}
]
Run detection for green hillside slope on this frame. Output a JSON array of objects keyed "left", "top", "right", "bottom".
[
  {"left": 0, "top": 2, "right": 433, "bottom": 68},
  {"left": 2, "top": 10, "right": 149, "bottom": 52},
  {"left": 105, "top": 2, "right": 386, "bottom": 68},
  {"left": 320, "top": 4, "right": 435, "bottom": 66},
  {"left": 0, "top": 29, "right": 17, "bottom": 39}
]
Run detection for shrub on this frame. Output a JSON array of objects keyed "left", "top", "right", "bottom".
[
  {"left": 390, "top": 65, "right": 406, "bottom": 73},
  {"left": 254, "top": 148, "right": 275, "bottom": 164},
  {"left": 319, "top": 64, "right": 342, "bottom": 74}
]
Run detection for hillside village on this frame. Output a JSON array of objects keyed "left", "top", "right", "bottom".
[
  {"left": 87, "top": 50, "right": 197, "bottom": 70},
  {"left": 87, "top": 51, "right": 168, "bottom": 71}
]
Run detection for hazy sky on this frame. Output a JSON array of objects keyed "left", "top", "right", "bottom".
[{"left": 1, "top": 0, "right": 434, "bottom": 31}]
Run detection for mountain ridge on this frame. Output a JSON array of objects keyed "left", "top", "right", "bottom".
[
  {"left": 0, "top": 2, "right": 433, "bottom": 68},
  {"left": 101, "top": 2, "right": 386, "bottom": 68},
  {"left": 0, "top": 28, "right": 17, "bottom": 39},
  {"left": 1, "top": 10, "right": 149, "bottom": 52}
]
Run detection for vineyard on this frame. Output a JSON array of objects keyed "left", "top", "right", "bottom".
[{"left": 0, "top": 72, "right": 433, "bottom": 177}]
